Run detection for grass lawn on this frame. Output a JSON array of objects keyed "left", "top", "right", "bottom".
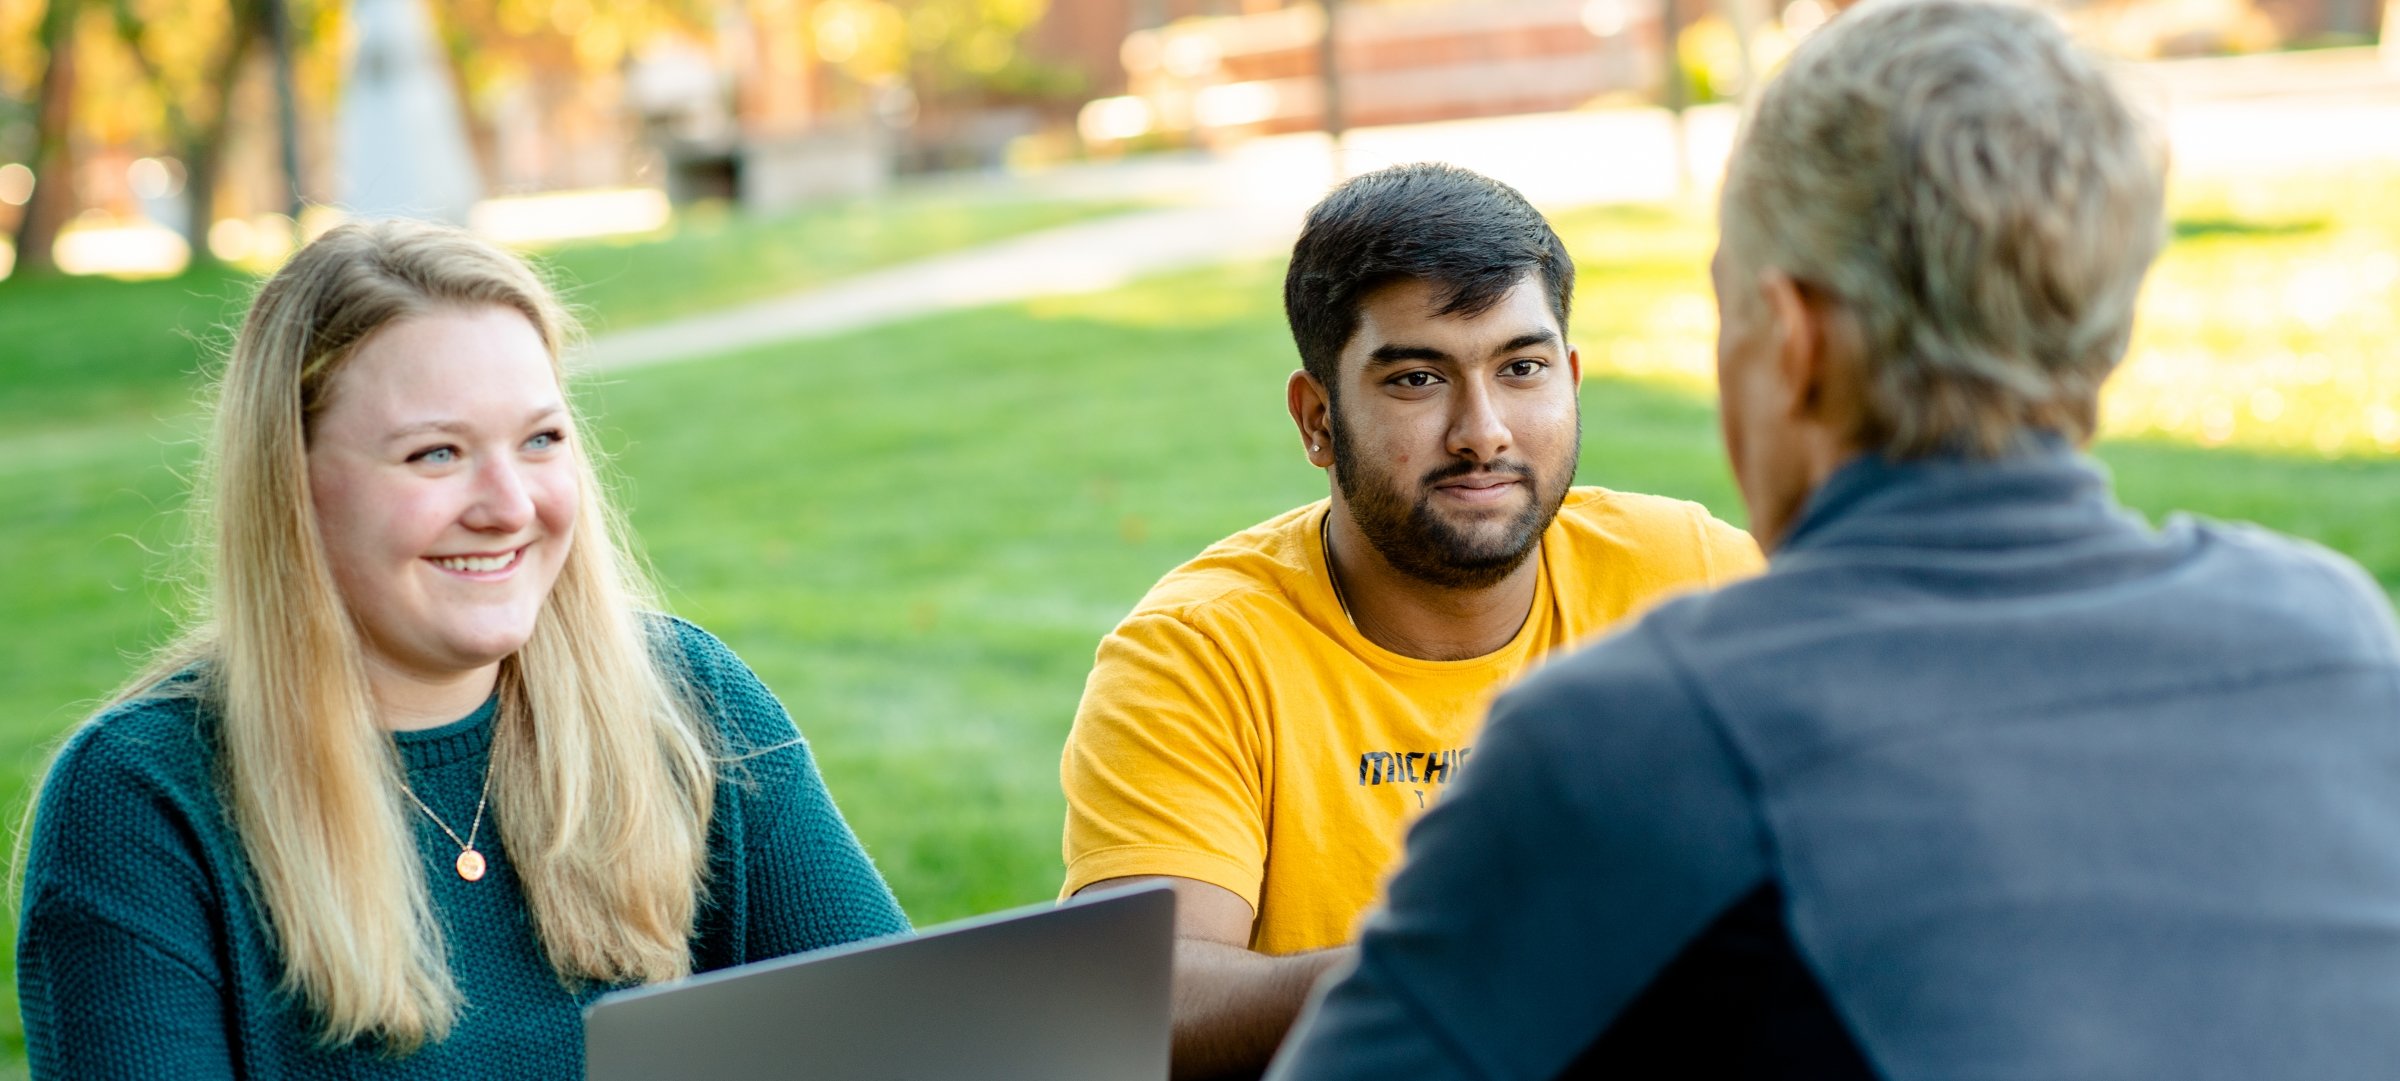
[
  {"left": 1, "top": 173, "right": 2396, "bottom": 1072},
  {"left": 579, "top": 252, "right": 2400, "bottom": 928},
  {"left": 0, "top": 191, "right": 1139, "bottom": 441}
]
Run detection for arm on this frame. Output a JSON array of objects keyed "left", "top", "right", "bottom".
[
  {"left": 1081, "top": 876, "right": 1349, "bottom": 1080},
  {"left": 728, "top": 723, "right": 913, "bottom": 957},
  {"left": 18, "top": 900, "right": 238, "bottom": 1081},
  {"left": 17, "top": 720, "right": 238, "bottom": 1080},
  {"left": 674, "top": 621, "right": 911, "bottom": 959},
  {"left": 1265, "top": 628, "right": 1770, "bottom": 1080},
  {"left": 1062, "top": 613, "right": 1306, "bottom": 1078}
]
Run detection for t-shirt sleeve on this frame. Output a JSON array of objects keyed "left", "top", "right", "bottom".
[
  {"left": 1060, "top": 610, "right": 1269, "bottom": 910},
  {"left": 1265, "top": 626, "right": 1770, "bottom": 1080}
]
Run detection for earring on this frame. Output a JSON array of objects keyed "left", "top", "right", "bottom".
[{"left": 1310, "top": 443, "right": 1320, "bottom": 452}]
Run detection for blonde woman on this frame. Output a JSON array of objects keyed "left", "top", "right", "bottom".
[{"left": 14, "top": 219, "right": 909, "bottom": 1077}]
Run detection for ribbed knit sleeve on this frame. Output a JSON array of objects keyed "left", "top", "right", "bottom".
[
  {"left": 664, "top": 618, "right": 913, "bottom": 971},
  {"left": 18, "top": 700, "right": 241, "bottom": 1080}
]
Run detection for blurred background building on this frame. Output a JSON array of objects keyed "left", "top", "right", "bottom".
[{"left": 0, "top": 0, "right": 2391, "bottom": 278}]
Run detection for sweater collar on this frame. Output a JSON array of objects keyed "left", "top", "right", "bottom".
[
  {"left": 390, "top": 693, "right": 498, "bottom": 770},
  {"left": 1775, "top": 436, "right": 2145, "bottom": 559}
]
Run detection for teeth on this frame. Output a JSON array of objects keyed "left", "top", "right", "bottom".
[{"left": 433, "top": 551, "right": 517, "bottom": 573}]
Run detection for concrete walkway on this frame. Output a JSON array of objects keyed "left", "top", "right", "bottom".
[
  {"left": 576, "top": 203, "right": 1305, "bottom": 371},
  {"left": 572, "top": 47, "right": 2400, "bottom": 373}
]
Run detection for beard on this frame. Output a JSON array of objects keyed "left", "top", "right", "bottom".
[{"left": 1330, "top": 410, "right": 1579, "bottom": 591}]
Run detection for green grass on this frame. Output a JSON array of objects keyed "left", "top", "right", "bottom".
[
  {"left": 0, "top": 192, "right": 1139, "bottom": 440},
  {"left": 534, "top": 194, "right": 1144, "bottom": 333},
  {"left": 2, "top": 184, "right": 2398, "bottom": 1073},
  {"left": 1551, "top": 168, "right": 2400, "bottom": 457}
]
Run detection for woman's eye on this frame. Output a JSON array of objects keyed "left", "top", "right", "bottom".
[
  {"left": 409, "top": 446, "right": 457, "bottom": 465},
  {"left": 525, "top": 429, "right": 565, "bottom": 452}
]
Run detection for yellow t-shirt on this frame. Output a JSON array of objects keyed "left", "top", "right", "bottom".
[{"left": 1059, "top": 487, "right": 1762, "bottom": 955}]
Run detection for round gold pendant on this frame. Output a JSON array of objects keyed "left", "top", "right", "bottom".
[{"left": 455, "top": 849, "right": 487, "bottom": 882}]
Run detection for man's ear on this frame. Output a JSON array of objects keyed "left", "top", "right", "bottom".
[
  {"left": 1287, "top": 369, "right": 1335, "bottom": 469},
  {"left": 1759, "top": 268, "right": 1829, "bottom": 423},
  {"left": 1564, "top": 344, "right": 1583, "bottom": 391}
]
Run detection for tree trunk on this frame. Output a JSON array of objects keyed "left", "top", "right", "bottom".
[
  {"left": 178, "top": 13, "right": 260, "bottom": 268},
  {"left": 12, "top": 0, "right": 84, "bottom": 278}
]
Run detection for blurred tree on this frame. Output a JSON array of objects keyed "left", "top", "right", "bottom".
[
  {"left": 104, "top": 0, "right": 271, "bottom": 265},
  {"left": 4, "top": 0, "right": 303, "bottom": 274},
  {"left": 438, "top": 0, "right": 714, "bottom": 101},
  {"left": 812, "top": 0, "right": 1082, "bottom": 113},
  {"left": 11, "top": 0, "right": 84, "bottom": 277}
]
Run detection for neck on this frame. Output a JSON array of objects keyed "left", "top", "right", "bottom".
[
  {"left": 367, "top": 658, "right": 500, "bottom": 732},
  {"left": 1324, "top": 504, "right": 1543, "bottom": 662},
  {"left": 1750, "top": 422, "right": 1865, "bottom": 553}
]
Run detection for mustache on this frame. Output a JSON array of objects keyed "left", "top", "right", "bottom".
[{"left": 1419, "top": 458, "right": 1537, "bottom": 487}]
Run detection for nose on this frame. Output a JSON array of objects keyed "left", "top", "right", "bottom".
[
  {"left": 1445, "top": 376, "right": 1513, "bottom": 465},
  {"left": 460, "top": 453, "right": 536, "bottom": 534}
]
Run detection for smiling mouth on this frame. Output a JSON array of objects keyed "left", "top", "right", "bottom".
[{"left": 428, "top": 547, "right": 525, "bottom": 575}]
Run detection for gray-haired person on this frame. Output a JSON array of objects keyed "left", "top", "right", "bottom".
[{"left": 1264, "top": 0, "right": 2400, "bottom": 1078}]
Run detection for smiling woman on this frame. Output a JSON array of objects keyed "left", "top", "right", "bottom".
[
  {"left": 12, "top": 220, "right": 909, "bottom": 1079},
  {"left": 306, "top": 307, "right": 581, "bottom": 731}
]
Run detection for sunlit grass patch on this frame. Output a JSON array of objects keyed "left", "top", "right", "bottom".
[
  {"left": 2112, "top": 168, "right": 2400, "bottom": 455},
  {"left": 1550, "top": 166, "right": 2400, "bottom": 458}
]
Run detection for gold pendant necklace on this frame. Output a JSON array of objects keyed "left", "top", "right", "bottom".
[{"left": 400, "top": 742, "right": 497, "bottom": 882}]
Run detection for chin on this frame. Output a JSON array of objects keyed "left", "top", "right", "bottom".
[{"left": 439, "top": 621, "right": 541, "bottom": 667}]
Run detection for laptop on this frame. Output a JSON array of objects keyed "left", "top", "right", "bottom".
[{"left": 583, "top": 882, "right": 1174, "bottom": 1081}]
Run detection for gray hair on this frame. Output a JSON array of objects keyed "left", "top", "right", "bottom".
[{"left": 1721, "top": 0, "right": 2166, "bottom": 458}]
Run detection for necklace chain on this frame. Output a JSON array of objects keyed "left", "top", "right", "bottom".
[
  {"left": 1320, "top": 508, "right": 1358, "bottom": 630},
  {"left": 400, "top": 740, "right": 497, "bottom": 881}
]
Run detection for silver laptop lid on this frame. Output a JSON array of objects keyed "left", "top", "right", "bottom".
[{"left": 584, "top": 882, "right": 1173, "bottom": 1081}]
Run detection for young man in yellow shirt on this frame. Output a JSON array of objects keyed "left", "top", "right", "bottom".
[{"left": 1061, "top": 162, "right": 1760, "bottom": 1078}]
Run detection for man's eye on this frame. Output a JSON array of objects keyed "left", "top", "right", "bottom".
[
  {"left": 1504, "top": 359, "right": 1546, "bottom": 378},
  {"left": 409, "top": 446, "right": 458, "bottom": 465},
  {"left": 1393, "top": 371, "right": 1441, "bottom": 388}
]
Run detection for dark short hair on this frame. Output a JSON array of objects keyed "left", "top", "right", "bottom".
[{"left": 1283, "top": 163, "right": 1574, "bottom": 396}]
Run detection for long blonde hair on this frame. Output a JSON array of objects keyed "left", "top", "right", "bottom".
[{"left": 107, "top": 219, "right": 715, "bottom": 1049}]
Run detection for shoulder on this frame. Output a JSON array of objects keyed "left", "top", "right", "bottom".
[
  {"left": 650, "top": 613, "right": 743, "bottom": 681},
  {"left": 38, "top": 689, "right": 217, "bottom": 809},
  {"left": 1550, "top": 486, "right": 1764, "bottom": 585},
  {"left": 24, "top": 690, "right": 225, "bottom": 909},
  {"left": 1496, "top": 619, "right": 1712, "bottom": 748},
  {"left": 1122, "top": 503, "right": 1322, "bottom": 625},
  {"left": 2184, "top": 514, "right": 2381, "bottom": 593},
  {"left": 2173, "top": 516, "right": 2400, "bottom": 658},
  {"left": 1075, "top": 507, "right": 1335, "bottom": 729},
  {"left": 645, "top": 615, "right": 807, "bottom": 757},
  {"left": 1464, "top": 618, "right": 1751, "bottom": 833},
  {"left": 1096, "top": 504, "right": 1333, "bottom": 668}
]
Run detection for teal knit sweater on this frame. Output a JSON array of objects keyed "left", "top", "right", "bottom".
[{"left": 16, "top": 618, "right": 911, "bottom": 1079}]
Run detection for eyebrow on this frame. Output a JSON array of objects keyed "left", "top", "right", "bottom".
[
  {"left": 1494, "top": 330, "right": 1561, "bottom": 355},
  {"left": 1364, "top": 344, "right": 1453, "bottom": 367},
  {"left": 1362, "top": 329, "right": 1561, "bottom": 370},
  {"left": 385, "top": 404, "right": 567, "bottom": 442}
]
